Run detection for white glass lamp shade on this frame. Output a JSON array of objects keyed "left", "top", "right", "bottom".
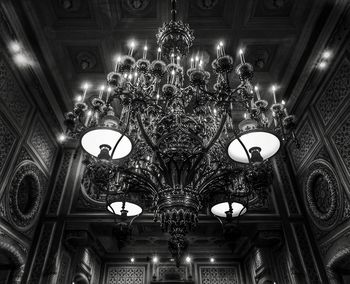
[
  {"left": 227, "top": 130, "right": 280, "bottom": 164},
  {"left": 107, "top": 201, "right": 142, "bottom": 217},
  {"left": 80, "top": 127, "right": 132, "bottom": 160},
  {"left": 211, "top": 202, "right": 247, "bottom": 218}
]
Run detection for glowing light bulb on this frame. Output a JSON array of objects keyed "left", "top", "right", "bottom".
[
  {"left": 185, "top": 256, "right": 191, "bottom": 263},
  {"left": 144, "top": 45, "right": 148, "bottom": 51},
  {"left": 210, "top": 258, "right": 215, "bottom": 263},
  {"left": 13, "top": 53, "right": 28, "bottom": 66},
  {"left": 157, "top": 47, "right": 161, "bottom": 52},
  {"left": 130, "top": 41, "right": 135, "bottom": 48},
  {"left": 239, "top": 49, "right": 243, "bottom": 55},
  {"left": 10, "top": 41, "right": 21, "bottom": 53},
  {"left": 282, "top": 100, "right": 285, "bottom": 105},
  {"left": 322, "top": 50, "right": 331, "bottom": 59},
  {"left": 319, "top": 61, "right": 327, "bottom": 69},
  {"left": 76, "top": 95, "right": 82, "bottom": 102},
  {"left": 58, "top": 134, "right": 66, "bottom": 142},
  {"left": 83, "top": 82, "right": 90, "bottom": 90},
  {"left": 219, "top": 41, "right": 224, "bottom": 47},
  {"left": 131, "top": 257, "right": 135, "bottom": 263},
  {"left": 152, "top": 256, "right": 158, "bottom": 263},
  {"left": 87, "top": 110, "right": 92, "bottom": 116},
  {"left": 254, "top": 85, "right": 258, "bottom": 91},
  {"left": 100, "top": 85, "right": 105, "bottom": 91}
]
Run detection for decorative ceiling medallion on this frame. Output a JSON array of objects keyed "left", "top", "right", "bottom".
[
  {"left": 304, "top": 160, "right": 342, "bottom": 229},
  {"left": 59, "top": 0, "right": 81, "bottom": 12},
  {"left": 264, "top": 0, "right": 288, "bottom": 10},
  {"left": 122, "top": 0, "right": 150, "bottom": 11},
  {"left": 76, "top": 51, "right": 97, "bottom": 71},
  {"left": 196, "top": 0, "right": 219, "bottom": 10},
  {"left": 7, "top": 162, "right": 46, "bottom": 230}
]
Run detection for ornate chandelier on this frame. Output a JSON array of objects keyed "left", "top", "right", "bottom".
[{"left": 63, "top": 0, "right": 297, "bottom": 266}]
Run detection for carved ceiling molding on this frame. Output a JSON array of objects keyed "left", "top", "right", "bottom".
[
  {"left": 5, "top": 161, "right": 49, "bottom": 231},
  {"left": 303, "top": 159, "right": 343, "bottom": 230}
]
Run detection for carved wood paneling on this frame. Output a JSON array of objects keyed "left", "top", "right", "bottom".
[
  {"left": 0, "top": 55, "right": 31, "bottom": 128},
  {"left": 316, "top": 58, "right": 350, "bottom": 127},
  {"left": 199, "top": 266, "right": 239, "bottom": 284},
  {"left": 105, "top": 265, "right": 145, "bottom": 284},
  {"left": 29, "top": 117, "right": 57, "bottom": 171}
]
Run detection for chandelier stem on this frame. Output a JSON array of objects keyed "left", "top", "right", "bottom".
[{"left": 171, "top": 0, "right": 177, "bottom": 21}]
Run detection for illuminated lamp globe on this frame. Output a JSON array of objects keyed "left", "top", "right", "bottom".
[
  {"left": 211, "top": 201, "right": 247, "bottom": 218},
  {"left": 80, "top": 127, "right": 133, "bottom": 160},
  {"left": 107, "top": 201, "right": 142, "bottom": 217},
  {"left": 227, "top": 119, "right": 280, "bottom": 164}
]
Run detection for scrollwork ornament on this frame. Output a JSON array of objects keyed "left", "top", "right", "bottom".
[{"left": 304, "top": 160, "right": 342, "bottom": 229}]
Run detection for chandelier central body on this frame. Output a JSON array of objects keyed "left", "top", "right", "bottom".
[{"left": 63, "top": 0, "right": 298, "bottom": 266}]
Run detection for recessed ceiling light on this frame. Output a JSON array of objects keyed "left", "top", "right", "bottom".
[
  {"left": 322, "top": 50, "right": 331, "bottom": 59},
  {"left": 318, "top": 61, "right": 327, "bottom": 69}
]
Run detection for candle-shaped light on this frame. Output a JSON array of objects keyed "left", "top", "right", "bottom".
[
  {"left": 199, "top": 60, "right": 203, "bottom": 69},
  {"left": 216, "top": 45, "right": 220, "bottom": 58},
  {"left": 85, "top": 110, "right": 92, "bottom": 126},
  {"left": 239, "top": 49, "right": 245, "bottom": 64},
  {"left": 171, "top": 69, "right": 175, "bottom": 85},
  {"left": 115, "top": 56, "right": 121, "bottom": 72},
  {"left": 82, "top": 83, "right": 89, "bottom": 102},
  {"left": 129, "top": 41, "right": 135, "bottom": 56},
  {"left": 195, "top": 56, "right": 199, "bottom": 69},
  {"left": 143, "top": 45, "right": 148, "bottom": 59},
  {"left": 134, "top": 71, "right": 138, "bottom": 84},
  {"left": 157, "top": 47, "right": 161, "bottom": 60},
  {"left": 176, "top": 55, "right": 180, "bottom": 66},
  {"left": 213, "top": 108, "right": 217, "bottom": 115},
  {"left": 219, "top": 41, "right": 225, "bottom": 56},
  {"left": 254, "top": 85, "right": 261, "bottom": 100},
  {"left": 190, "top": 57, "right": 194, "bottom": 68},
  {"left": 171, "top": 53, "right": 175, "bottom": 64},
  {"left": 282, "top": 100, "right": 288, "bottom": 115},
  {"left": 106, "top": 86, "right": 112, "bottom": 102},
  {"left": 99, "top": 85, "right": 105, "bottom": 99},
  {"left": 272, "top": 85, "right": 277, "bottom": 104},
  {"left": 76, "top": 95, "right": 82, "bottom": 102}
]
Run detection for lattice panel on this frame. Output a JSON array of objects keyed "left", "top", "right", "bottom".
[
  {"left": 199, "top": 266, "right": 239, "bottom": 284},
  {"left": 316, "top": 59, "right": 350, "bottom": 126},
  {"left": 106, "top": 266, "right": 145, "bottom": 284},
  {"left": 332, "top": 113, "right": 350, "bottom": 173},
  {"left": 0, "top": 56, "right": 31, "bottom": 127},
  {"left": 289, "top": 120, "right": 317, "bottom": 169},
  {"left": 0, "top": 114, "right": 16, "bottom": 176},
  {"left": 158, "top": 265, "right": 187, "bottom": 280},
  {"left": 29, "top": 118, "right": 57, "bottom": 170}
]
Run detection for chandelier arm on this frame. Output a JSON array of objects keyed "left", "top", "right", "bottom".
[
  {"left": 123, "top": 172, "right": 158, "bottom": 195},
  {"left": 185, "top": 114, "right": 227, "bottom": 185},
  {"left": 205, "top": 114, "right": 227, "bottom": 151},
  {"left": 111, "top": 106, "right": 132, "bottom": 158},
  {"left": 136, "top": 113, "right": 169, "bottom": 178},
  {"left": 198, "top": 171, "right": 232, "bottom": 195},
  {"left": 232, "top": 128, "right": 251, "bottom": 164}
]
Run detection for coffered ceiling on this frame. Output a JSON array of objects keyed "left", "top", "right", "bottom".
[{"left": 16, "top": 0, "right": 328, "bottom": 113}]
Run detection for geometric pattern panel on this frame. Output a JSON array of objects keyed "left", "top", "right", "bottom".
[
  {"left": 289, "top": 120, "right": 317, "bottom": 169},
  {"left": 0, "top": 114, "right": 16, "bottom": 175},
  {"left": 316, "top": 59, "right": 350, "bottom": 126},
  {"left": 158, "top": 265, "right": 187, "bottom": 281},
  {"left": 199, "top": 266, "right": 239, "bottom": 284},
  {"left": 106, "top": 266, "right": 145, "bottom": 284},
  {"left": 0, "top": 56, "right": 31, "bottom": 128},
  {"left": 332, "top": 112, "right": 350, "bottom": 173},
  {"left": 29, "top": 118, "right": 57, "bottom": 170}
]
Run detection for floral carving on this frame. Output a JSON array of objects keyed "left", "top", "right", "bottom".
[{"left": 304, "top": 160, "right": 342, "bottom": 229}]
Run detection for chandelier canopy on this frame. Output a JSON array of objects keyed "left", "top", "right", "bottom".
[{"left": 63, "top": 0, "right": 297, "bottom": 267}]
